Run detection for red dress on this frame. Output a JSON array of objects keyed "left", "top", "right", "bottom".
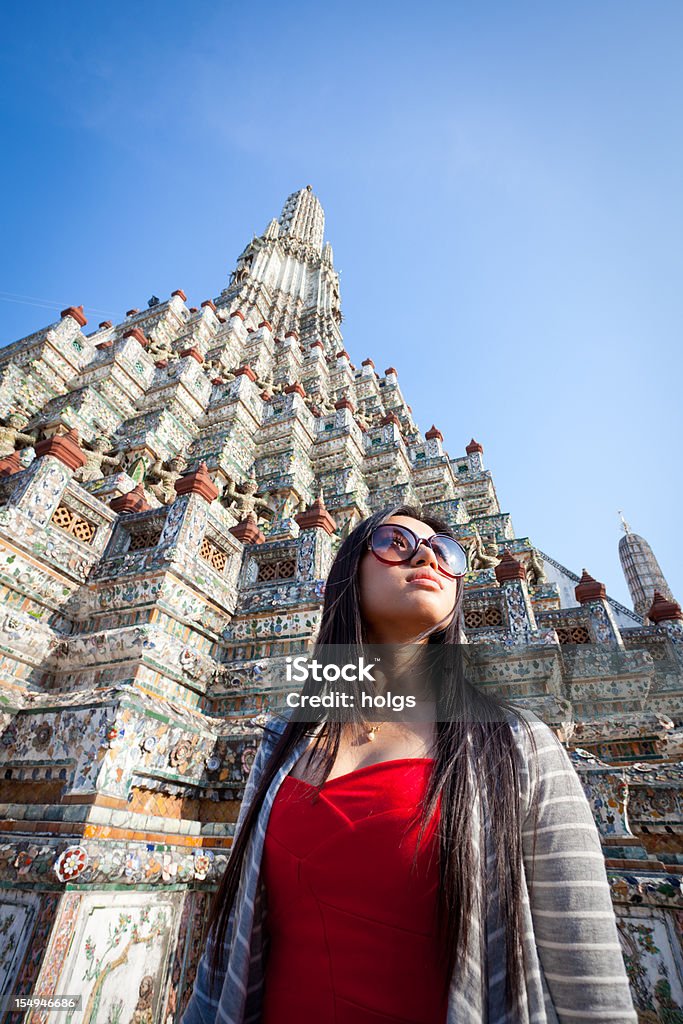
[{"left": 261, "top": 757, "right": 449, "bottom": 1023}]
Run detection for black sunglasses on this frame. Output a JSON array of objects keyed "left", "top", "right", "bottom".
[{"left": 367, "top": 523, "right": 468, "bottom": 579}]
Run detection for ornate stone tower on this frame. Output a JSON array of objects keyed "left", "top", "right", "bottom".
[
  {"left": 221, "top": 184, "right": 341, "bottom": 353},
  {"left": 618, "top": 511, "right": 677, "bottom": 619},
  {"left": 0, "top": 189, "right": 681, "bottom": 1023}
]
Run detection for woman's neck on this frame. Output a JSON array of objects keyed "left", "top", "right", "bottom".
[{"left": 369, "top": 642, "right": 436, "bottom": 707}]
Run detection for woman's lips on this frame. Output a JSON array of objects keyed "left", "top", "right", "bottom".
[{"left": 407, "top": 574, "right": 442, "bottom": 590}]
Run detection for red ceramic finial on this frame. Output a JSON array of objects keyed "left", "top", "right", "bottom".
[
  {"left": 230, "top": 512, "right": 265, "bottom": 545},
  {"left": 234, "top": 365, "right": 257, "bottom": 382},
  {"left": 174, "top": 461, "right": 219, "bottom": 502},
  {"left": 295, "top": 493, "right": 337, "bottom": 535},
  {"left": 123, "top": 328, "right": 148, "bottom": 348},
  {"left": 60, "top": 306, "right": 87, "bottom": 327},
  {"left": 495, "top": 550, "right": 526, "bottom": 584},
  {"left": 0, "top": 451, "right": 23, "bottom": 476},
  {"left": 180, "top": 347, "right": 204, "bottom": 363},
  {"left": 647, "top": 590, "right": 683, "bottom": 624},
  {"left": 466, "top": 438, "right": 484, "bottom": 455},
  {"left": 35, "top": 428, "right": 87, "bottom": 471},
  {"left": 334, "top": 397, "right": 355, "bottom": 413},
  {"left": 171, "top": 289, "right": 187, "bottom": 301},
  {"left": 381, "top": 412, "right": 401, "bottom": 427},
  {"left": 110, "top": 484, "right": 152, "bottom": 514},
  {"left": 425, "top": 425, "right": 443, "bottom": 441},
  {"left": 575, "top": 569, "right": 606, "bottom": 604}
]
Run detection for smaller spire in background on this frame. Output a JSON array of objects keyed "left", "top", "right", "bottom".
[{"left": 618, "top": 515, "right": 676, "bottom": 619}]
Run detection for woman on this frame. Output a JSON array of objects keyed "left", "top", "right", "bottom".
[{"left": 182, "top": 505, "right": 637, "bottom": 1024}]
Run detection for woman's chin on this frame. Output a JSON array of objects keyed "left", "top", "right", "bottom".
[
  {"left": 399, "top": 589, "right": 451, "bottom": 616},
  {"left": 392, "top": 602, "right": 452, "bottom": 634}
]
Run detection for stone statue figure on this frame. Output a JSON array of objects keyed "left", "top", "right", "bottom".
[
  {"left": 323, "top": 395, "right": 336, "bottom": 413},
  {"left": 526, "top": 548, "right": 548, "bottom": 588},
  {"left": 230, "top": 238, "right": 260, "bottom": 287},
  {"left": 255, "top": 373, "right": 283, "bottom": 396},
  {"left": 222, "top": 475, "right": 274, "bottom": 522},
  {"left": 0, "top": 412, "right": 36, "bottom": 457},
  {"left": 469, "top": 533, "right": 499, "bottom": 570},
  {"left": 146, "top": 455, "right": 187, "bottom": 504},
  {"left": 147, "top": 333, "right": 175, "bottom": 361},
  {"left": 205, "top": 357, "right": 235, "bottom": 382},
  {"left": 303, "top": 394, "right": 322, "bottom": 416},
  {"left": 74, "top": 436, "right": 123, "bottom": 483}
]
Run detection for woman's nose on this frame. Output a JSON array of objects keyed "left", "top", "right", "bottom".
[{"left": 410, "top": 539, "right": 440, "bottom": 572}]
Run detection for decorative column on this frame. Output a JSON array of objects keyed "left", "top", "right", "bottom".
[
  {"left": 575, "top": 569, "right": 624, "bottom": 647},
  {"left": 294, "top": 494, "right": 337, "bottom": 581},
  {"left": 647, "top": 591, "right": 683, "bottom": 644},
  {"left": 122, "top": 327, "right": 148, "bottom": 348},
  {"left": 155, "top": 462, "right": 219, "bottom": 560},
  {"left": 465, "top": 438, "right": 484, "bottom": 473},
  {"left": 282, "top": 380, "right": 307, "bottom": 416},
  {"left": 6, "top": 429, "right": 87, "bottom": 527},
  {"left": 495, "top": 550, "right": 538, "bottom": 640},
  {"left": 424, "top": 425, "right": 444, "bottom": 458},
  {"left": 334, "top": 395, "right": 355, "bottom": 431},
  {"left": 380, "top": 412, "right": 402, "bottom": 444}
]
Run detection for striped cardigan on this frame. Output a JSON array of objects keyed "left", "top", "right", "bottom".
[{"left": 181, "top": 710, "right": 637, "bottom": 1024}]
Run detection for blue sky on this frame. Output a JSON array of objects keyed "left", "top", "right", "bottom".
[{"left": 1, "top": 1, "right": 681, "bottom": 610}]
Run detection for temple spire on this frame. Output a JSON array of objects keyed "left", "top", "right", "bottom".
[
  {"left": 217, "top": 185, "right": 341, "bottom": 351},
  {"left": 618, "top": 516, "right": 676, "bottom": 619},
  {"left": 278, "top": 185, "right": 324, "bottom": 253}
]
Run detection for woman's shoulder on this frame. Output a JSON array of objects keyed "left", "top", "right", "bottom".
[
  {"left": 262, "top": 706, "right": 293, "bottom": 736},
  {"left": 507, "top": 706, "right": 559, "bottom": 739},
  {"left": 506, "top": 708, "right": 570, "bottom": 767},
  {"left": 254, "top": 707, "right": 295, "bottom": 753}
]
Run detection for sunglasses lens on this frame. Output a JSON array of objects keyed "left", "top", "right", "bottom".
[
  {"left": 431, "top": 536, "right": 468, "bottom": 576},
  {"left": 371, "top": 525, "right": 415, "bottom": 561},
  {"left": 371, "top": 526, "right": 468, "bottom": 576}
]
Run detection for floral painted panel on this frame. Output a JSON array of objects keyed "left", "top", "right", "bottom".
[{"left": 54, "top": 892, "right": 179, "bottom": 1024}]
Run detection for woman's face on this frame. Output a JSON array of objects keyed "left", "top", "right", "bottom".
[{"left": 358, "top": 515, "right": 459, "bottom": 643}]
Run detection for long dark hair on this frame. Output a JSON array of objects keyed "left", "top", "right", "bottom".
[{"left": 206, "top": 503, "right": 540, "bottom": 1014}]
